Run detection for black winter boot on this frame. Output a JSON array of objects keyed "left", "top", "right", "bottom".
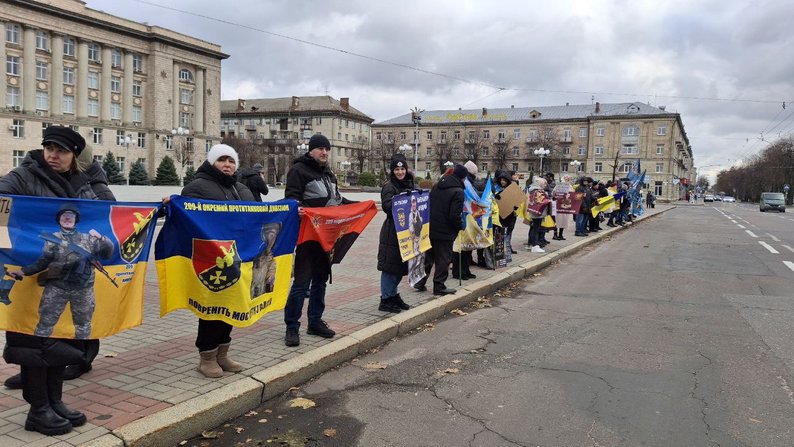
[
  {"left": 47, "top": 366, "right": 86, "bottom": 427},
  {"left": 22, "top": 366, "right": 72, "bottom": 436},
  {"left": 393, "top": 293, "right": 411, "bottom": 310},
  {"left": 378, "top": 296, "right": 402, "bottom": 313}
]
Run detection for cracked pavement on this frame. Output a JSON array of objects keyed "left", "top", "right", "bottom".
[{"left": 183, "top": 206, "right": 794, "bottom": 446}]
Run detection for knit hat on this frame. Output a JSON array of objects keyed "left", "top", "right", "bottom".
[
  {"left": 390, "top": 153, "right": 408, "bottom": 172},
  {"left": 207, "top": 144, "right": 239, "bottom": 166},
  {"left": 453, "top": 164, "right": 468, "bottom": 179},
  {"left": 42, "top": 126, "right": 86, "bottom": 156},
  {"left": 308, "top": 134, "right": 331, "bottom": 151},
  {"left": 464, "top": 160, "right": 478, "bottom": 176}
]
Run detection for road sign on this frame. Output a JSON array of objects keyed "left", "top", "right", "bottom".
[{"left": 784, "top": 184, "right": 790, "bottom": 192}]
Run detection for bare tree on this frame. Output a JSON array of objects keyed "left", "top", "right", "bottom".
[
  {"left": 492, "top": 133, "right": 515, "bottom": 171},
  {"left": 222, "top": 135, "right": 261, "bottom": 168},
  {"left": 172, "top": 137, "right": 195, "bottom": 183},
  {"left": 461, "top": 124, "right": 484, "bottom": 166}
]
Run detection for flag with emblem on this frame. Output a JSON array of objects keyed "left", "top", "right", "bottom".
[
  {"left": 0, "top": 195, "right": 161, "bottom": 339},
  {"left": 297, "top": 200, "right": 378, "bottom": 266},
  {"left": 155, "top": 196, "right": 299, "bottom": 327}
]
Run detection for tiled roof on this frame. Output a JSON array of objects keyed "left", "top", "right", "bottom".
[
  {"left": 220, "top": 96, "right": 373, "bottom": 122},
  {"left": 374, "top": 102, "right": 673, "bottom": 126}
]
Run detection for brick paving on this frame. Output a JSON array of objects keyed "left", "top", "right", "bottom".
[{"left": 0, "top": 205, "right": 667, "bottom": 445}]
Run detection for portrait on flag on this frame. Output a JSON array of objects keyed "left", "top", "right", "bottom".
[
  {"left": 0, "top": 195, "right": 160, "bottom": 339},
  {"left": 391, "top": 191, "right": 430, "bottom": 262},
  {"left": 454, "top": 177, "right": 494, "bottom": 252},
  {"left": 155, "top": 196, "right": 299, "bottom": 327}
]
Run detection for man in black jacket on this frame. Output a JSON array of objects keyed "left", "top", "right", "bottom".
[
  {"left": 413, "top": 164, "right": 466, "bottom": 296},
  {"left": 239, "top": 164, "right": 269, "bottom": 202},
  {"left": 283, "top": 134, "right": 353, "bottom": 347}
]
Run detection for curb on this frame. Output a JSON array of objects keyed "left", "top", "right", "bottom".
[{"left": 106, "top": 207, "right": 674, "bottom": 446}]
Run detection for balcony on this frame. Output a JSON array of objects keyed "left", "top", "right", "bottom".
[
  {"left": 525, "top": 137, "right": 537, "bottom": 144},
  {"left": 436, "top": 138, "right": 449, "bottom": 145},
  {"left": 464, "top": 139, "right": 476, "bottom": 145},
  {"left": 245, "top": 124, "right": 257, "bottom": 131},
  {"left": 560, "top": 136, "right": 573, "bottom": 143}
]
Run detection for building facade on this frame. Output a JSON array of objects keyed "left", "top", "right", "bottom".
[
  {"left": 1, "top": 0, "right": 227, "bottom": 179},
  {"left": 372, "top": 102, "right": 694, "bottom": 202},
  {"left": 219, "top": 96, "right": 373, "bottom": 185}
]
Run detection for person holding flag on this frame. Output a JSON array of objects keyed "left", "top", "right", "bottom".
[{"left": 283, "top": 134, "right": 355, "bottom": 347}]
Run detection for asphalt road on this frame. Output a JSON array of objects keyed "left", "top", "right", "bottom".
[{"left": 181, "top": 203, "right": 794, "bottom": 447}]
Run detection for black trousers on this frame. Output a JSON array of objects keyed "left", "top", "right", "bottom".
[
  {"left": 416, "top": 238, "right": 454, "bottom": 292},
  {"left": 195, "top": 319, "right": 233, "bottom": 352},
  {"left": 451, "top": 250, "right": 472, "bottom": 277}
]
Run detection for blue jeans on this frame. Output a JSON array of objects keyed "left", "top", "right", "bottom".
[
  {"left": 380, "top": 272, "right": 402, "bottom": 300},
  {"left": 575, "top": 212, "right": 588, "bottom": 234},
  {"left": 284, "top": 269, "right": 329, "bottom": 330}
]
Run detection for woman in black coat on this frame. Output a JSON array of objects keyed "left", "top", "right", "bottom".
[
  {"left": 376, "top": 154, "right": 415, "bottom": 313},
  {"left": 0, "top": 126, "right": 99, "bottom": 436},
  {"left": 181, "top": 144, "right": 255, "bottom": 378}
]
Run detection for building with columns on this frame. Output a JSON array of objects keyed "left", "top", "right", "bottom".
[
  {"left": 373, "top": 102, "right": 694, "bottom": 202},
  {"left": 1, "top": 0, "right": 227, "bottom": 179}
]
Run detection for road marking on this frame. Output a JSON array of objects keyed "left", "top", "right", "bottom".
[
  {"left": 784, "top": 261, "right": 794, "bottom": 274},
  {"left": 782, "top": 245, "right": 794, "bottom": 253},
  {"left": 767, "top": 233, "right": 781, "bottom": 242},
  {"left": 746, "top": 230, "right": 757, "bottom": 238},
  {"left": 737, "top": 224, "right": 746, "bottom": 229},
  {"left": 759, "top": 241, "right": 779, "bottom": 254}
]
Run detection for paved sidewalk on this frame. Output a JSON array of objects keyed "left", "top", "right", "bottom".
[{"left": 0, "top": 205, "right": 672, "bottom": 446}]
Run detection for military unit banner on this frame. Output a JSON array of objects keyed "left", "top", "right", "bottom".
[
  {"left": 155, "top": 196, "right": 299, "bottom": 327},
  {"left": 391, "top": 191, "right": 430, "bottom": 262},
  {"left": 0, "top": 195, "right": 160, "bottom": 339},
  {"left": 297, "top": 201, "right": 378, "bottom": 265},
  {"left": 454, "top": 177, "right": 494, "bottom": 252}
]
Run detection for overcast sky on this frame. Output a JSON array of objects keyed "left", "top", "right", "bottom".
[{"left": 89, "top": 0, "right": 794, "bottom": 180}]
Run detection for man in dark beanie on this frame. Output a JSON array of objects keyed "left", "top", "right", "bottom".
[
  {"left": 283, "top": 133, "right": 353, "bottom": 347},
  {"left": 413, "top": 164, "right": 466, "bottom": 296},
  {"left": 239, "top": 163, "right": 269, "bottom": 202}
]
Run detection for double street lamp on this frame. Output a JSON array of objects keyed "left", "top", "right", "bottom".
[
  {"left": 534, "top": 147, "right": 550, "bottom": 173},
  {"left": 117, "top": 134, "right": 132, "bottom": 185},
  {"left": 570, "top": 159, "right": 582, "bottom": 175}
]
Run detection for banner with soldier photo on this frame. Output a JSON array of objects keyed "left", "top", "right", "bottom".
[
  {"left": 0, "top": 195, "right": 160, "bottom": 339},
  {"left": 454, "top": 177, "right": 494, "bottom": 252},
  {"left": 155, "top": 196, "right": 299, "bottom": 327},
  {"left": 390, "top": 191, "right": 431, "bottom": 286}
]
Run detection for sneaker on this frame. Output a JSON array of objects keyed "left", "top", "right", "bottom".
[
  {"left": 530, "top": 245, "right": 546, "bottom": 253},
  {"left": 285, "top": 327, "right": 300, "bottom": 347},
  {"left": 378, "top": 297, "right": 402, "bottom": 313},
  {"left": 307, "top": 320, "right": 336, "bottom": 338}
]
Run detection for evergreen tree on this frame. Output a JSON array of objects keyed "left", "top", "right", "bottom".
[
  {"left": 102, "top": 151, "right": 126, "bottom": 185},
  {"left": 128, "top": 160, "right": 149, "bottom": 185},
  {"left": 154, "top": 156, "right": 180, "bottom": 186},
  {"left": 183, "top": 166, "right": 196, "bottom": 185}
]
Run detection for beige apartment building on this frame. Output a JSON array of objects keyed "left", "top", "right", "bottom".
[
  {"left": 219, "top": 96, "right": 373, "bottom": 185},
  {"left": 1, "top": 0, "right": 227, "bottom": 179},
  {"left": 372, "top": 102, "right": 694, "bottom": 202}
]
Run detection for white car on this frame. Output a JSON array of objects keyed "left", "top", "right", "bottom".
[{"left": 722, "top": 196, "right": 736, "bottom": 203}]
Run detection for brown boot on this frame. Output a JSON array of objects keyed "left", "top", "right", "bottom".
[
  {"left": 198, "top": 349, "right": 223, "bottom": 378},
  {"left": 216, "top": 343, "right": 244, "bottom": 373}
]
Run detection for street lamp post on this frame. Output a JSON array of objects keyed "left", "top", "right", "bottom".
[
  {"left": 534, "top": 147, "right": 550, "bottom": 173},
  {"left": 171, "top": 127, "right": 190, "bottom": 185},
  {"left": 118, "top": 134, "right": 132, "bottom": 185},
  {"left": 398, "top": 143, "right": 413, "bottom": 171},
  {"left": 340, "top": 160, "right": 351, "bottom": 186},
  {"left": 570, "top": 159, "right": 582, "bottom": 176},
  {"left": 411, "top": 107, "right": 423, "bottom": 176}
]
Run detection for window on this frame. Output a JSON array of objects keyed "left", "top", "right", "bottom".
[
  {"left": 345, "top": 134, "right": 349, "bottom": 141},
  {"left": 88, "top": 43, "right": 100, "bottom": 62},
  {"left": 657, "top": 125, "right": 667, "bottom": 136},
  {"left": 579, "top": 127, "right": 587, "bottom": 138},
  {"left": 578, "top": 146, "right": 586, "bottom": 156},
  {"left": 87, "top": 99, "right": 99, "bottom": 117},
  {"left": 62, "top": 95, "right": 74, "bottom": 114},
  {"left": 6, "top": 56, "right": 20, "bottom": 75},
  {"left": 620, "top": 162, "right": 633, "bottom": 173},
  {"left": 655, "top": 163, "right": 664, "bottom": 173},
  {"left": 654, "top": 181, "right": 663, "bottom": 196},
  {"left": 36, "top": 61, "right": 48, "bottom": 80},
  {"left": 528, "top": 128, "right": 537, "bottom": 141},
  {"left": 453, "top": 130, "right": 461, "bottom": 140},
  {"left": 563, "top": 128, "right": 572, "bottom": 141},
  {"left": 6, "top": 23, "right": 21, "bottom": 44},
  {"left": 116, "top": 130, "right": 126, "bottom": 145},
  {"left": 137, "top": 132, "right": 146, "bottom": 147},
  {"left": 63, "top": 37, "right": 75, "bottom": 57},
  {"left": 527, "top": 162, "right": 535, "bottom": 172},
  {"left": 375, "top": 132, "right": 381, "bottom": 140},
  {"left": 13, "top": 150, "right": 25, "bottom": 168},
  {"left": 35, "top": 31, "right": 49, "bottom": 50},
  {"left": 6, "top": 86, "right": 20, "bottom": 107},
  {"left": 594, "top": 162, "right": 603, "bottom": 173},
  {"left": 111, "top": 103, "right": 121, "bottom": 120},
  {"left": 315, "top": 116, "right": 322, "bottom": 125},
  {"left": 344, "top": 119, "right": 349, "bottom": 128},
  {"left": 562, "top": 146, "right": 570, "bottom": 155},
  {"left": 512, "top": 147, "right": 520, "bottom": 156},
  {"left": 111, "top": 76, "right": 121, "bottom": 93},
  {"left": 93, "top": 155, "right": 103, "bottom": 164},
  {"left": 623, "top": 125, "right": 639, "bottom": 136},
  {"left": 656, "top": 144, "right": 664, "bottom": 155},
  {"left": 165, "top": 135, "right": 173, "bottom": 150},
  {"left": 180, "top": 112, "right": 191, "bottom": 128},
  {"left": 179, "top": 68, "right": 193, "bottom": 82},
  {"left": 137, "top": 158, "right": 146, "bottom": 165},
  {"left": 63, "top": 67, "right": 74, "bottom": 85},
  {"left": 132, "top": 105, "right": 142, "bottom": 122},
  {"left": 574, "top": 162, "right": 583, "bottom": 172},
  {"left": 561, "top": 162, "right": 569, "bottom": 172},
  {"left": 35, "top": 91, "right": 49, "bottom": 110},
  {"left": 88, "top": 71, "right": 99, "bottom": 89},
  {"left": 132, "top": 80, "right": 142, "bottom": 97},
  {"left": 132, "top": 54, "right": 143, "bottom": 72},
  {"left": 512, "top": 163, "right": 519, "bottom": 171},
  {"left": 497, "top": 130, "right": 506, "bottom": 140},
  {"left": 41, "top": 122, "right": 50, "bottom": 136},
  {"left": 596, "top": 127, "right": 605, "bottom": 137},
  {"left": 426, "top": 147, "right": 432, "bottom": 156},
  {"left": 481, "top": 162, "right": 488, "bottom": 172},
  {"left": 514, "top": 128, "right": 521, "bottom": 139},
  {"left": 426, "top": 131, "right": 433, "bottom": 140},
  {"left": 117, "top": 157, "right": 125, "bottom": 173},
  {"left": 595, "top": 145, "right": 603, "bottom": 155},
  {"left": 622, "top": 144, "right": 638, "bottom": 154},
  {"left": 482, "top": 130, "right": 490, "bottom": 139},
  {"left": 111, "top": 49, "right": 122, "bottom": 68},
  {"left": 11, "top": 119, "right": 24, "bottom": 138},
  {"left": 481, "top": 147, "right": 488, "bottom": 156},
  {"left": 180, "top": 88, "right": 192, "bottom": 104},
  {"left": 205, "top": 139, "right": 212, "bottom": 152}
]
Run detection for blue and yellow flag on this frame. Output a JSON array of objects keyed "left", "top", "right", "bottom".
[
  {"left": 591, "top": 191, "right": 626, "bottom": 217},
  {"left": 0, "top": 195, "right": 160, "bottom": 339},
  {"left": 391, "top": 191, "right": 431, "bottom": 262},
  {"left": 155, "top": 196, "right": 299, "bottom": 327},
  {"left": 454, "top": 177, "right": 494, "bottom": 252}
]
